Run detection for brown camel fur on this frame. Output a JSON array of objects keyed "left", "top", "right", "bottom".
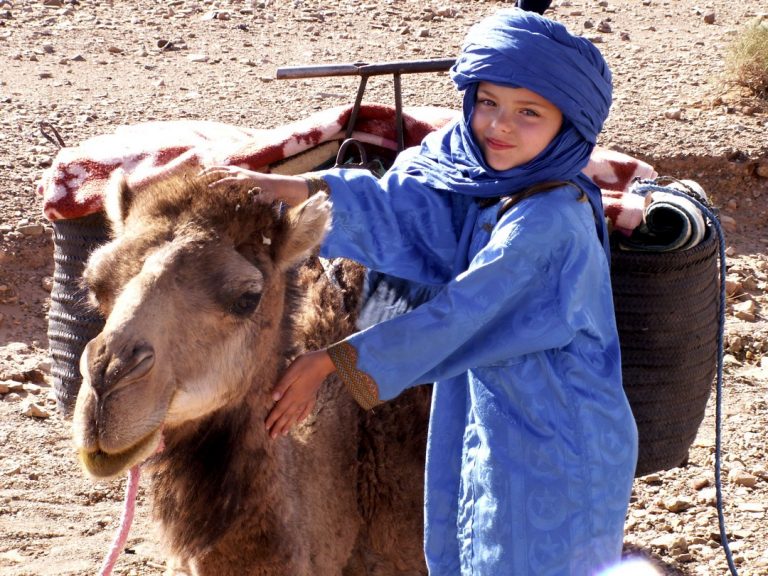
[{"left": 71, "top": 172, "right": 431, "bottom": 575}]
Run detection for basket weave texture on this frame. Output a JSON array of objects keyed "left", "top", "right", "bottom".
[
  {"left": 47, "top": 213, "right": 719, "bottom": 477},
  {"left": 48, "top": 212, "right": 109, "bottom": 417},
  {"left": 611, "top": 228, "right": 718, "bottom": 477}
]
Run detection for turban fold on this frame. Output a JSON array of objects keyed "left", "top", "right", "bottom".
[{"left": 392, "top": 8, "right": 613, "bottom": 251}]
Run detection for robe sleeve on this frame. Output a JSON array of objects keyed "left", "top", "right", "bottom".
[
  {"left": 318, "top": 168, "right": 459, "bottom": 285},
  {"left": 328, "top": 191, "right": 603, "bottom": 409}
]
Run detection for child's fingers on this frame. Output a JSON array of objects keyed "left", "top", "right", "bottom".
[
  {"left": 297, "top": 402, "right": 314, "bottom": 425},
  {"left": 266, "top": 402, "right": 295, "bottom": 438}
]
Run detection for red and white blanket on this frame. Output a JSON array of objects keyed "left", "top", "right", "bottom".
[{"left": 36, "top": 103, "right": 656, "bottom": 236}]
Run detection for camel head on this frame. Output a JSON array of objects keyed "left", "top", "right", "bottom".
[{"left": 72, "top": 172, "right": 330, "bottom": 479}]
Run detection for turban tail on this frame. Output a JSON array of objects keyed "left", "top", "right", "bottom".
[{"left": 392, "top": 8, "right": 613, "bottom": 252}]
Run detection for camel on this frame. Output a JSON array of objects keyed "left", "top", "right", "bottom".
[{"left": 71, "top": 171, "right": 431, "bottom": 575}]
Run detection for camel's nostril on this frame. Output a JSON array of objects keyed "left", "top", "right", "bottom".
[
  {"left": 87, "top": 340, "right": 156, "bottom": 397},
  {"left": 116, "top": 344, "right": 155, "bottom": 387}
]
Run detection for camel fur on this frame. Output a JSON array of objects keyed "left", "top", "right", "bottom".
[{"left": 71, "top": 171, "right": 430, "bottom": 576}]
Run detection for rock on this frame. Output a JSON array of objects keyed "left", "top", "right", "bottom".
[
  {"left": 664, "top": 108, "right": 683, "bottom": 120},
  {"left": 641, "top": 473, "right": 663, "bottom": 484},
  {"left": 651, "top": 533, "right": 689, "bottom": 553},
  {"left": 691, "top": 476, "right": 710, "bottom": 490},
  {"left": 738, "top": 502, "right": 765, "bottom": 513},
  {"left": 20, "top": 400, "right": 51, "bottom": 418},
  {"left": 23, "top": 383, "right": 43, "bottom": 395},
  {"left": 752, "top": 465, "right": 768, "bottom": 481},
  {"left": 187, "top": 53, "right": 209, "bottom": 63},
  {"left": 36, "top": 359, "right": 52, "bottom": 374},
  {"left": 0, "top": 550, "right": 26, "bottom": 564},
  {"left": 733, "top": 300, "right": 756, "bottom": 322},
  {"left": 703, "top": 12, "right": 716, "bottom": 24},
  {"left": 729, "top": 469, "right": 759, "bottom": 488},
  {"left": 2, "top": 380, "right": 24, "bottom": 392},
  {"left": 697, "top": 486, "right": 717, "bottom": 504},
  {"left": 41, "top": 276, "right": 53, "bottom": 292},
  {"left": 17, "top": 223, "right": 44, "bottom": 236},
  {"left": 662, "top": 496, "right": 694, "bottom": 513},
  {"left": 719, "top": 214, "right": 738, "bottom": 232},
  {"left": 756, "top": 162, "right": 768, "bottom": 179},
  {"left": 597, "top": 20, "right": 612, "bottom": 33},
  {"left": 725, "top": 277, "right": 742, "bottom": 297}
]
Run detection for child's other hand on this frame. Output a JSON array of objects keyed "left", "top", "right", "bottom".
[
  {"left": 265, "top": 350, "right": 336, "bottom": 439},
  {"left": 201, "top": 167, "right": 310, "bottom": 206},
  {"left": 200, "top": 166, "right": 276, "bottom": 202}
]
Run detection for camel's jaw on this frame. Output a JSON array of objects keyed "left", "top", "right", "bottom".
[{"left": 78, "top": 427, "right": 163, "bottom": 479}]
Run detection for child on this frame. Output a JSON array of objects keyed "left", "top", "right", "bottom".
[{"left": 208, "top": 9, "right": 638, "bottom": 575}]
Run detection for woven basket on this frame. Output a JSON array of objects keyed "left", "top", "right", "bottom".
[
  {"left": 48, "top": 212, "right": 109, "bottom": 417},
  {"left": 611, "top": 227, "right": 719, "bottom": 477}
]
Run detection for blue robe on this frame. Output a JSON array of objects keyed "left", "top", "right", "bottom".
[{"left": 321, "top": 167, "right": 638, "bottom": 575}]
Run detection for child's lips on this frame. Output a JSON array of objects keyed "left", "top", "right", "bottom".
[{"left": 486, "top": 137, "right": 515, "bottom": 150}]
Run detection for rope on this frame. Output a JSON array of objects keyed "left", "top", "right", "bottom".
[
  {"left": 98, "top": 465, "right": 141, "bottom": 576},
  {"left": 39, "top": 121, "right": 67, "bottom": 149},
  {"left": 632, "top": 181, "right": 737, "bottom": 576}
]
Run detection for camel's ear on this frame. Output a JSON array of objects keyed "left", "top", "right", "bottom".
[
  {"left": 275, "top": 193, "right": 330, "bottom": 269},
  {"left": 103, "top": 169, "right": 134, "bottom": 236}
]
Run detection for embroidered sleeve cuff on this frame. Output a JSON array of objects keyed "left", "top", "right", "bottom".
[{"left": 327, "top": 341, "right": 382, "bottom": 410}]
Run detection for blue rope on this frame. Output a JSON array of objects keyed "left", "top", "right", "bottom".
[{"left": 631, "top": 181, "right": 737, "bottom": 576}]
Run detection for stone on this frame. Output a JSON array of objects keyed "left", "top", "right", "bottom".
[
  {"left": 662, "top": 496, "right": 693, "bottom": 513},
  {"left": 729, "top": 469, "right": 759, "bottom": 488},
  {"left": 17, "top": 223, "right": 44, "bottom": 236},
  {"left": 725, "top": 277, "right": 742, "bottom": 297},
  {"left": 737, "top": 502, "right": 765, "bottom": 513},
  {"left": 664, "top": 108, "right": 683, "bottom": 120},
  {"left": 690, "top": 476, "right": 710, "bottom": 490},
  {"left": 597, "top": 20, "right": 612, "bottom": 33},
  {"left": 719, "top": 214, "right": 737, "bottom": 232},
  {"left": 651, "top": 533, "right": 689, "bottom": 553},
  {"left": 20, "top": 400, "right": 51, "bottom": 418},
  {"left": 733, "top": 300, "right": 756, "bottom": 322}
]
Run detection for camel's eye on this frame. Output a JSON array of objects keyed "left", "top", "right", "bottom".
[{"left": 230, "top": 291, "right": 261, "bottom": 317}]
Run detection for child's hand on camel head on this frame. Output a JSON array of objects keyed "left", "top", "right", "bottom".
[{"left": 200, "top": 166, "right": 310, "bottom": 206}]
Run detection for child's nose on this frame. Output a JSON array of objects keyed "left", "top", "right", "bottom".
[{"left": 492, "top": 110, "right": 515, "bottom": 132}]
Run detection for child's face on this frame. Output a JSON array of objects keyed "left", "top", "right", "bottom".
[{"left": 470, "top": 82, "right": 563, "bottom": 172}]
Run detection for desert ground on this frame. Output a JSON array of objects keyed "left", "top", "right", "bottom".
[{"left": 0, "top": 0, "right": 767, "bottom": 575}]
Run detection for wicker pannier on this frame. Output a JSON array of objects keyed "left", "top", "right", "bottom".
[
  {"left": 48, "top": 212, "right": 109, "bottom": 417},
  {"left": 611, "top": 227, "right": 718, "bottom": 477}
]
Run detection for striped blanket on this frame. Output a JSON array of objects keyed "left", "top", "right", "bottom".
[{"left": 36, "top": 104, "right": 660, "bottom": 238}]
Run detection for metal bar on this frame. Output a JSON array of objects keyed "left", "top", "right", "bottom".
[
  {"left": 345, "top": 75, "right": 369, "bottom": 140},
  {"left": 393, "top": 73, "right": 405, "bottom": 152},
  {"left": 276, "top": 57, "right": 455, "bottom": 80}
]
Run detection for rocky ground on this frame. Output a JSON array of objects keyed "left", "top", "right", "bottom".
[{"left": 0, "top": 0, "right": 767, "bottom": 575}]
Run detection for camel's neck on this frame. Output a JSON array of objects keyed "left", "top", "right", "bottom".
[{"left": 148, "top": 379, "right": 292, "bottom": 563}]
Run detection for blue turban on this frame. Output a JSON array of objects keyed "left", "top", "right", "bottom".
[{"left": 393, "top": 8, "right": 613, "bottom": 251}]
